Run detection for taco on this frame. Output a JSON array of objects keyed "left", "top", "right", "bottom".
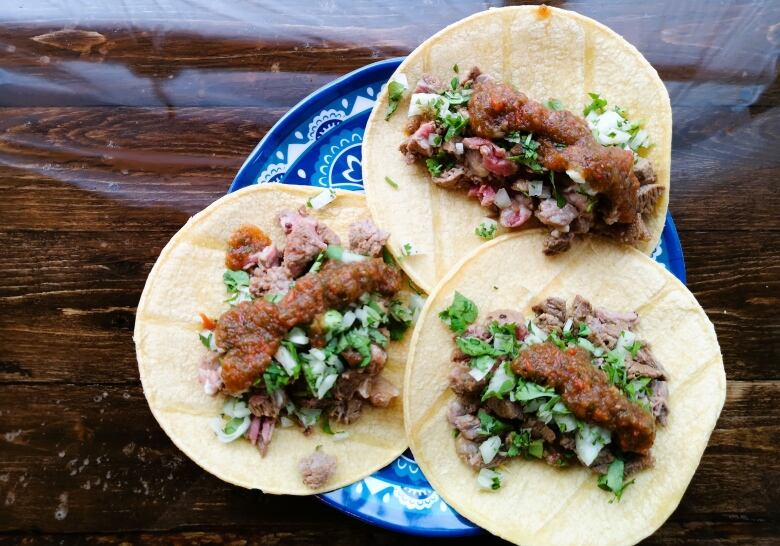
[
  {"left": 135, "top": 184, "right": 422, "bottom": 494},
  {"left": 363, "top": 5, "right": 672, "bottom": 292},
  {"left": 404, "top": 231, "right": 725, "bottom": 546}
]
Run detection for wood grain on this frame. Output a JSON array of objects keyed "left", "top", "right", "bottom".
[
  {"left": 0, "top": 382, "right": 776, "bottom": 534},
  {"left": 0, "top": 0, "right": 778, "bottom": 544}
]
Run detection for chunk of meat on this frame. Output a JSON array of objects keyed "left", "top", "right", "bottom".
[
  {"left": 329, "top": 398, "right": 363, "bottom": 425},
  {"left": 633, "top": 157, "right": 657, "bottom": 186},
  {"left": 447, "top": 401, "right": 483, "bottom": 440},
  {"left": 594, "top": 306, "right": 638, "bottom": 330},
  {"left": 250, "top": 265, "right": 293, "bottom": 298},
  {"left": 278, "top": 209, "right": 341, "bottom": 278},
  {"left": 543, "top": 231, "right": 574, "bottom": 255},
  {"left": 637, "top": 184, "right": 665, "bottom": 215},
  {"left": 248, "top": 392, "right": 285, "bottom": 419},
  {"left": 365, "top": 344, "right": 388, "bottom": 375},
  {"left": 485, "top": 397, "right": 523, "bottom": 420},
  {"left": 255, "top": 417, "right": 275, "bottom": 456},
  {"left": 332, "top": 369, "right": 369, "bottom": 401},
  {"left": 649, "top": 379, "right": 669, "bottom": 425},
  {"left": 198, "top": 353, "right": 223, "bottom": 396},
  {"left": 462, "top": 137, "right": 518, "bottom": 177},
  {"left": 448, "top": 361, "right": 487, "bottom": 396},
  {"left": 499, "top": 197, "right": 533, "bottom": 228},
  {"left": 432, "top": 166, "right": 467, "bottom": 189},
  {"left": 464, "top": 149, "right": 490, "bottom": 179},
  {"left": 468, "top": 183, "right": 497, "bottom": 207},
  {"left": 454, "top": 436, "right": 486, "bottom": 470},
  {"left": 348, "top": 219, "right": 389, "bottom": 257},
  {"left": 535, "top": 198, "right": 578, "bottom": 229},
  {"left": 633, "top": 347, "right": 668, "bottom": 379},
  {"left": 299, "top": 451, "right": 337, "bottom": 490},
  {"left": 246, "top": 244, "right": 281, "bottom": 270},
  {"left": 367, "top": 376, "right": 399, "bottom": 407},
  {"left": 524, "top": 416, "right": 557, "bottom": 443},
  {"left": 414, "top": 74, "right": 446, "bottom": 94},
  {"left": 532, "top": 297, "right": 567, "bottom": 333},
  {"left": 226, "top": 224, "right": 271, "bottom": 270},
  {"left": 570, "top": 295, "right": 593, "bottom": 321},
  {"left": 400, "top": 121, "right": 437, "bottom": 162}
]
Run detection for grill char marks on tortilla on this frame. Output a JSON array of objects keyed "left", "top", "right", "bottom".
[
  {"left": 467, "top": 77, "right": 639, "bottom": 224},
  {"left": 215, "top": 259, "right": 402, "bottom": 394},
  {"left": 511, "top": 342, "right": 656, "bottom": 455}
]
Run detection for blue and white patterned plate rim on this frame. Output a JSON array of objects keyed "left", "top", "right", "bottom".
[{"left": 229, "top": 57, "right": 686, "bottom": 536}]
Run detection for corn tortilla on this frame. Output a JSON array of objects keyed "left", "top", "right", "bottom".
[
  {"left": 404, "top": 231, "right": 725, "bottom": 546},
  {"left": 135, "top": 184, "right": 410, "bottom": 495},
  {"left": 363, "top": 5, "right": 672, "bottom": 293}
]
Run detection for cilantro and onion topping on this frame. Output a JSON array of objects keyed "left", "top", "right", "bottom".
[{"left": 439, "top": 292, "right": 666, "bottom": 499}]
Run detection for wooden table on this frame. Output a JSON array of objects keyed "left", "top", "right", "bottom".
[{"left": 1, "top": 1, "right": 778, "bottom": 544}]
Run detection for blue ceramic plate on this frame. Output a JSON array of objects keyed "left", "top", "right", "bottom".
[{"left": 229, "top": 58, "right": 686, "bottom": 536}]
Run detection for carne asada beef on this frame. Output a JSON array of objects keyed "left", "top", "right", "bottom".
[
  {"left": 348, "top": 219, "right": 390, "bottom": 258},
  {"left": 398, "top": 67, "right": 665, "bottom": 254},
  {"left": 439, "top": 292, "right": 669, "bottom": 492},
  {"left": 200, "top": 213, "right": 420, "bottom": 460},
  {"left": 298, "top": 450, "right": 337, "bottom": 489}
]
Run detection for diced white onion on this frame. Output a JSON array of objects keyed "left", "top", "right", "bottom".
[
  {"left": 274, "top": 345, "right": 299, "bottom": 377},
  {"left": 307, "top": 348, "right": 327, "bottom": 362},
  {"left": 210, "top": 415, "right": 250, "bottom": 443},
  {"left": 286, "top": 327, "right": 309, "bottom": 345},
  {"left": 455, "top": 142, "right": 464, "bottom": 154},
  {"left": 477, "top": 468, "right": 503, "bottom": 491},
  {"left": 223, "top": 398, "right": 251, "bottom": 418},
  {"left": 340, "top": 249, "right": 367, "bottom": 263},
  {"left": 341, "top": 310, "right": 357, "bottom": 330},
  {"left": 554, "top": 413, "right": 578, "bottom": 433},
  {"left": 296, "top": 408, "right": 321, "bottom": 428},
  {"left": 280, "top": 416, "right": 294, "bottom": 428},
  {"left": 333, "top": 431, "right": 350, "bottom": 442},
  {"left": 576, "top": 337, "right": 602, "bottom": 356},
  {"left": 616, "top": 330, "right": 636, "bottom": 351},
  {"left": 494, "top": 188, "right": 512, "bottom": 209},
  {"left": 566, "top": 169, "right": 587, "bottom": 185},
  {"left": 479, "top": 436, "right": 502, "bottom": 464},
  {"left": 562, "top": 318, "right": 573, "bottom": 334},
  {"left": 308, "top": 189, "right": 337, "bottom": 210},
  {"left": 408, "top": 93, "right": 449, "bottom": 117},
  {"left": 527, "top": 180, "right": 544, "bottom": 197},
  {"left": 524, "top": 321, "right": 547, "bottom": 345},
  {"left": 316, "top": 373, "right": 339, "bottom": 399},
  {"left": 391, "top": 72, "right": 408, "bottom": 89},
  {"left": 575, "top": 422, "right": 612, "bottom": 466},
  {"left": 629, "top": 129, "right": 649, "bottom": 151},
  {"left": 468, "top": 366, "right": 490, "bottom": 382}
]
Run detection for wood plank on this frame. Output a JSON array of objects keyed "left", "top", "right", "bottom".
[
  {"left": 0, "top": 1, "right": 776, "bottom": 107},
  {"left": 0, "top": 381, "right": 776, "bottom": 535}
]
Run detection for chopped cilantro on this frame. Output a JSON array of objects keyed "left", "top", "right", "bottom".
[
  {"left": 477, "top": 409, "right": 510, "bottom": 436},
  {"left": 264, "top": 292, "right": 282, "bottom": 304},
  {"left": 440, "top": 111, "right": 468, "bottom": 141},
  {"left": 308, "top": 251, "right": 325, "bottom": 273},
  {"left": 438, "top": 292, "right": 478, "bottom": 334},
  {"left": 453, "top": 63, "right": 459, "bottom": 73},
  {"left": 583, "top": 92, "right": 608, "bottom": 116},
  {"left": 456, "top": 336, "right": 494, "bottom": 357},
  {"left": 384, "top": 176, "right": 398, "bottom": 189},
  {"left": 223, "top": 416, "right": 245, "bottom": 435},
  {"left": 506, "top": 132, "right": 545, "bottom": 173},
  {"left": 475, "top": 219, "right": 497, "bottom": 240},
  {"left": 199, "top": 331, "right": 213, "bottom": 349},
  {"left": 597, "top": 459, "right": 634, "bottom": 501},
  {"left": 223, "top": 269, "right": 250, "bottom": 292},
  {"left": 549, "top": 171, "right": 566, "bottom": 208},
  {"left": 263, "top": 361, "right": 290, "bottom": 393},
  {"left": 505, "top": 430, "right": 544, "bottom": 459},
  {"left": 385, "top": 80, "right": 406, "bottom": 121},
  {"left": 451, "top": 76, "right": 459, "bottom": 90}
]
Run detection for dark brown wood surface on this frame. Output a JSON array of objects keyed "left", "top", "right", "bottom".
[{"left": 1, "top": 1, "right": 778, "bottom": 544}]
